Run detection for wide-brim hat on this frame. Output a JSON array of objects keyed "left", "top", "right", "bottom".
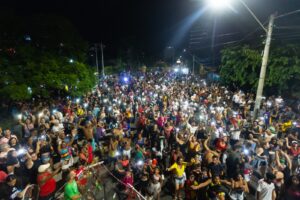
[{"left": 38, "top": 163, "right": 50, "bottom": 173}]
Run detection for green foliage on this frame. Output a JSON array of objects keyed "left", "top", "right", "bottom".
[
  {"left": 0, "top": 14, "right": 96, "bottom": 101},
  {"left": 154, "top": 61, "right": 169, "bottom": 68},
  {"left": 104, "top": 57, "right": 126, "bottom": 75},
  {"left": 220, "top": 45, "right": 300, "bottom": 94},
  {"left": 105, "top": 66, "right": 123, "bottom": 75}
]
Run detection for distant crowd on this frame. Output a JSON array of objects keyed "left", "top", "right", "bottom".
[{"left": 0, "top": 70, "right": 299, "bottom": 200}]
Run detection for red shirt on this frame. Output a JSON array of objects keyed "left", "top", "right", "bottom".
[
  {"left": 215, "top": 139, "right": 227, "bottom": 152},
  {"left": 87, "top": 144, "right": 93, "bottom": 163},
  {"left": 75, "top": 166, "right": 88, "bottom": 186},
  {"left": 37, "top": 172, "right": 56, "bottom": 197},
  {"left": 0, "top": 170, "right": 7, "bottom": 183},
  {"left": 138, "top": 106, "right": 144, "bottom": 114},
  {"left": 122, "top": 175, "right": 133, "bottom": 187},
  {"left": 290, "top": 147, "right": 300, "bottom": 157},
  {"left": 63, "top": 107, "right": 73, "bottom": 116}
]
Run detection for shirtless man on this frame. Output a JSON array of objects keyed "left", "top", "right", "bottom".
[
  {"left": 78, "top": 118, "right": 96, "bottom": 150},
  {"left": 203, "top": 137, "right": 220, "bottom": 165}
]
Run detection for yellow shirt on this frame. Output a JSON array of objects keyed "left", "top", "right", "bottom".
[
  {"left": 169, "top": 162, "right": 187, "bottom": 177},
  {"left": 77, "top": 108, "right": 84, "bottom": 116},
  {"left": 282, "top": 121, "right": 292, "bottom": 132}
]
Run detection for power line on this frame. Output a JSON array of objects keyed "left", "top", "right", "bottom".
[
  {"left": 275, "top": 26, "right": 300, "bottom": 30},
  {"left": 190, "top": 32, "right": 240, "bottom": 40},
  {"left": 275, "top": 9, "right": 300, "bottom": 19}
]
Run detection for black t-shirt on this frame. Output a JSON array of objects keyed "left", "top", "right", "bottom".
[
  {"left": 39, "top": 144, "right": 52, "bottom": 155},
  {"left": 208, "top": 163, "right": 224, "bottom": 177},
  {"left": 195, "top": 129, "right": 207, "bottom": 140},
  {"left": 21, "top": 161, "right": 38, "bottom": 185},
  {"left": 0, "top": 182, "right": 22, "bottom": 200},
  {"left": 197, "top": 177, "right": 210, "bottom": 199},
  {"left": 283, "top": 167, "right": 291, "bottom": 184}
]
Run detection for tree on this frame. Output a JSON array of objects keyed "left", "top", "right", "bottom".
[
  {"left": 0, "top": 13, "right": 96, "bottom": 101},
  {"left": 220, "top": 44, "right": 300, "bottom": 95}
]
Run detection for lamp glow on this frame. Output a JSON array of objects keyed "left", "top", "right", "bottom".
[{"left": 206, "top": 0, "right": 232, "bottom": 10}]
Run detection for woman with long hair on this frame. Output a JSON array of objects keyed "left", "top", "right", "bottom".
[{"left": 166, "top": 157, "right": 187, "bottom": 200}]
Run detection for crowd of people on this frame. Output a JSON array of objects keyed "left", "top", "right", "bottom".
[{"left": 0, "top": 69, "right": 300, "bottom": 200}]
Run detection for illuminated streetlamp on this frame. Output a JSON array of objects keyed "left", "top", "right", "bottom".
[{"left": 205, "top": 0, "right": 232, "bottom": 11}]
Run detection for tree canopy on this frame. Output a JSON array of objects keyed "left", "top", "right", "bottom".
[
  {"left": 220, "top": 44, "right": 300, "bottom": 95},
  {"left": 0, "top": 13, "right": 96, "bottom": 101}
]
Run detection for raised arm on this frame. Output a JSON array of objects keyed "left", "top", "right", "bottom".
[
  {"left": 285, "top": 137, "right": 291, "bottom": 150},
  {"left": 204, "top": 138, "right": 211, "bottom": 152},
  {"left": 281, "top": 150, "right": 292, "bottom": 170},
  {"left": 275, "top": 150, "right": 283, "bottom": 169},
  {"left": 77, "top": 118, "right": 85, "bottom": 129}
]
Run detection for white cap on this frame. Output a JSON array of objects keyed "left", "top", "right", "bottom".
[{"left": 38, "top": 163, "right": 50, "bottom": 173}]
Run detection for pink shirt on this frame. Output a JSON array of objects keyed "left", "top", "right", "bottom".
[
  {"left": 157, "top": 117, "right": 166, "bottom": 128},
  {"left": 122, "top": 176, "right": 133, "bottom": 187}
]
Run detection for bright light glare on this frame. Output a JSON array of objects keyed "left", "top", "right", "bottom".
[
  {"left": 206, "top": 0, "right": 232, "bottom": 10},
  {"left": 244, "top": 149, "right": 249, "bottom": 155},
  {"left": 115, "top": 151, "right": 120, "bottom": 157},
  {"left": 137, "top": 160, "right": 144, "bottom": 166},
  {"left": 17, "top": 148, "right": 27, "bottom": 156},
  {"left": 181, "top": 68, "right": 189, "bottom": 74},
  {"left": 17, "top": 114, "right": 22, "bottom": 120}
]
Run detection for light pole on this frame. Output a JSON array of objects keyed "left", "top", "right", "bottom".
[
  {"left": 253, "top": 14, "right": 275, "bottom": 119},
  {"left": 94, "top": 43, "right": 105, "bottom": 80},
  {"left": 100, "top": 42, "right": 105, "bottom": 77},
  {"left": 94, "top": 44, "right": 99, "bottom": 81}
]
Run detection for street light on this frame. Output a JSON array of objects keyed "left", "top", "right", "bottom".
[{"left": 206, "top": 0, "right": 232, "bottom": 10}]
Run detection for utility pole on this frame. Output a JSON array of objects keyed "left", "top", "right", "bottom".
[
  {"left": 100, "top": 42, "right": 105, "bottom": 77},
  {"left": 94, "top": 44, "right": 99, "bottom": 82},
  {"left": 253, "top": 14, "right": 275, "bottom": 119}
]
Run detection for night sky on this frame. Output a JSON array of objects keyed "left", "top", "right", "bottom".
[{"left": 1, "top": 0, "right": 300, "bottom": 60}]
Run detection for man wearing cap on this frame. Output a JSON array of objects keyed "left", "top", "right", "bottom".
[{"left": 37, "top": 163, "right": 61, "bottom": 200}]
